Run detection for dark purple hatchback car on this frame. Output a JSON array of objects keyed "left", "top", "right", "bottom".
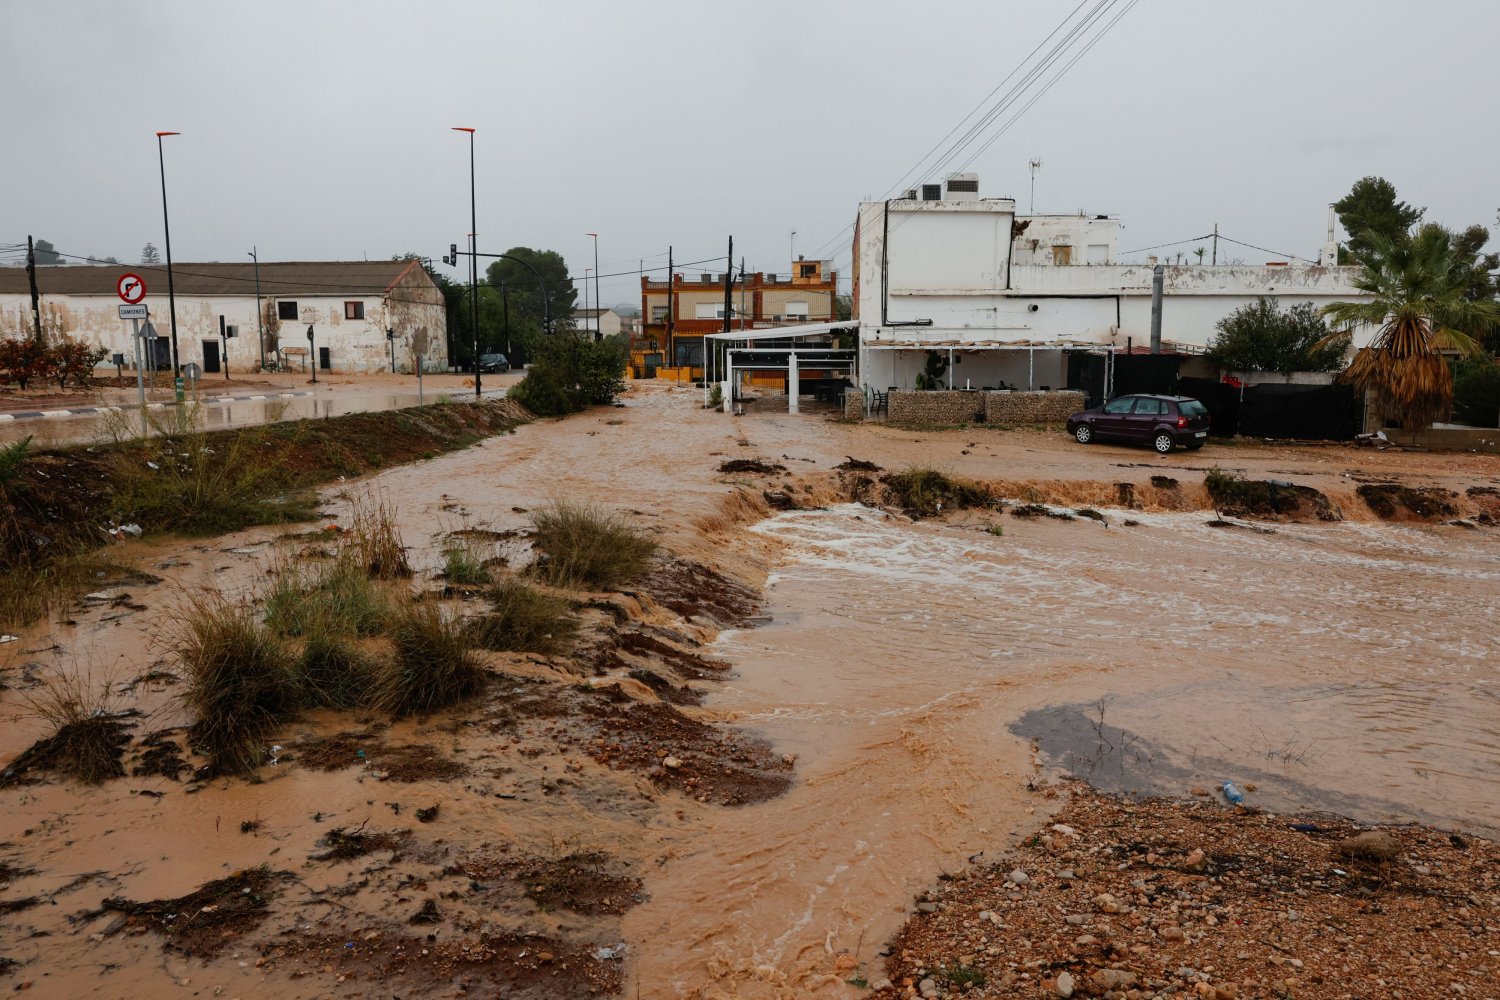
[{"left": 1065, "top": 394, "right": 1211, "bottom": 455}]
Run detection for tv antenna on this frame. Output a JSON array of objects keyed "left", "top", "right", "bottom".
[{"left": 1028, "top": 159, "right": 1042, "bottom": 214}]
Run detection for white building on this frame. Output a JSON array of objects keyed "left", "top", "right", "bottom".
[
  {"left": 574, "top": 307, "right": 623, "bottom": 338},
  {"left": 0, "top": 260, "right": 448, "bottom": 374},
  {"left": 851, "top": 173, "right": 1368, "bottom": 392}
]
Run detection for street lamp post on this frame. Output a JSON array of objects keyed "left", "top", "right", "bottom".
[
  {"left": 155, "top": 131, "right": 181, "bottom": 373},
  {"left": 587, "top": 233, "right": 600, "bottom": 342},
  {"left": 248, "top": 247, "right": 265, "bottom": 371},
  {"left": 452, "top": 127, "right": 480, "bottom": 398},
  {"left": 583, "top": 268, "right": 591, "bottom": 338}
]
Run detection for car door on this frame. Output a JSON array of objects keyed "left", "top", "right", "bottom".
[
  {"left": 1096, "top": 396, "right": 1137, "bottom": 439},
  {"left": 1126, "top": 396, "right": 1164, "bottom": 442}
]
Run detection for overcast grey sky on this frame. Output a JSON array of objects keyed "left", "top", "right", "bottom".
[{"left": 3, "top": 0, "right": 1496, "bottom": 308}]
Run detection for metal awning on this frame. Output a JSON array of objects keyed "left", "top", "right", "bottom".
[{"left": 704, "top": 321, "right": 858, "bottom": 342}]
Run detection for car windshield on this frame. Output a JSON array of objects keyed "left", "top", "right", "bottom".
[
  {"left": 1179, "top": 400, "right": 1208, "bottom": 416},
  {"left": 481, "top": 354, "right": 505, "bottom": 362}
]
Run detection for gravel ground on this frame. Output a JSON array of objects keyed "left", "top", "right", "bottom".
[{"left": 870, "top": 783, "right": 1498, "bottom": 1000}]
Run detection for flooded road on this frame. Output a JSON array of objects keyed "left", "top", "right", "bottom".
[
  {"left": 3, "top": 383, "right": 1498, "bottom": 998},
  {"left": 625, "top": 502, "right": 1499, "bottom": 996}
]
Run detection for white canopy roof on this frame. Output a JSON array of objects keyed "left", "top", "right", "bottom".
[{"left": 703, "top": 321, "right": 858, "bottom": 342}]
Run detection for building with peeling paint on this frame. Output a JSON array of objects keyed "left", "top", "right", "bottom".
[
  {"left": 0, "top": 259, "right": 448, "bottom": 375},
  {"left": 850, "top": 174, "right": 1372, "bottom": 393}
]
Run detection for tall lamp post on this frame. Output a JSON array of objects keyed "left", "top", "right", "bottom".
[
  {"left": 248, "top": 247, "right": 265, "bottom": 371},
  {"left": 155, "top": 130, "right": 181, "bottom": 373},
  {"left": 452, "top": 127, "right": 480, "bottom": 398},
  {"left": 583, "top": 268, "right": 591, "bottom": 337},
  {"left": 586, "top": 233, "right": 600, "bottom": 342}
]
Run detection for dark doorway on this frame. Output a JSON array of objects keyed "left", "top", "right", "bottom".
[
  {"left": 319, "top": 347, "right": 331, "bottom": 370},
  {"left": 202, "top": 340, "right": 220, "bottom": 373},
  {"left": 151, "top": 338, "right": 172, "bottom": 371}
]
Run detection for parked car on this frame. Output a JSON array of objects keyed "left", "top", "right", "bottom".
[
  {"left": 476, "top": 353, "right": 509, "bottom": 373},
  {"left": 1066, "top": 394, "right": 1211, "bottom": 454}
]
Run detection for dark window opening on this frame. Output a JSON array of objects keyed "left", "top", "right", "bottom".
[
  {"left": 277, "top": 300, "right": 298, "bottom": 321},
  {"left": 946, "top": 178, "right": 979, "bottom": 192},
  {"left": 675, "top": 340, "right": 704, "bottom": 368},
  {"left": 921, "top": 184, "right": 942, "bottom": 201},
  {"left": 798, "top": 263, "right": 817, "bottom": 278},
  {"left": 344, "top": 301, "right": 365, "bottom": 320}
]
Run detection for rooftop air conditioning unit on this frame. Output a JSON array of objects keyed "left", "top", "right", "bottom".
[
  {"left": 944, "top": 172, "right": 979, "bottom": 201},
  {"left": 901, "top": 188, "right": 918, "bottom": 200}
]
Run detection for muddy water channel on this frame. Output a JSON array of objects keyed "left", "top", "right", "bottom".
[
  {"left": 3, "top": 385, "right": 1498, "bottom": 999},
  {"left": 627, "top": 502, "right": 1499, "bottom": 996}
]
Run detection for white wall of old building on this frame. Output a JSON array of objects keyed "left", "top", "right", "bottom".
[{"left": 0, "top": 289, "right": 446, "bottom": 374}]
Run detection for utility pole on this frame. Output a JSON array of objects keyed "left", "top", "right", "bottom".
[
  {"left": 1211, "top": 223, "right": 1218, "bottom": 266},
  {"left": 249, "top": 247, "right": 265, "bottom": 371},
  {"left": 722, "top": 236, "right": 734, "bottom": 334},
  {"left": 25, "top": 236, "right": 42, "bottom": 343},
  {"left": 501, "top": 283, "right": 510, "bottom": 355},
  {"left": 1029, "top": 158, "right": 1042, "bottom": 214},
  {"left": 739, "top": 255, "right": 746, "bottom": 325},
  {"left": 1149, "top": 264, "right": 1164, "bottom": 355},
  {"left": 666, "top": 245, "right": 674, "bottom": 364}
]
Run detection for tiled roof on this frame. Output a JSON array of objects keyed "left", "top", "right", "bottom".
[{"left": 0, "top": 260, "right": 430, "bottom": 297}]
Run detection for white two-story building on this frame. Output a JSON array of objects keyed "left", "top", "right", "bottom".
[{"left": 850, "top": 173, "right": 1370, "bottom": 393}]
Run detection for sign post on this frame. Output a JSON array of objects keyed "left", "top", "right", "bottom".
[{"left": 118, "top": 280, "right": 150, "bottom": 432}]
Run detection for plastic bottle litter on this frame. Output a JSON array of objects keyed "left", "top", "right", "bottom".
[{"left": 1221, "top": 781, "right": 1245, "bottom": 805}]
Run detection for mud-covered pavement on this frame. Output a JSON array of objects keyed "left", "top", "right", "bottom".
[{"left": 2, "top": 382, "right": 1498, "bottom": 998}]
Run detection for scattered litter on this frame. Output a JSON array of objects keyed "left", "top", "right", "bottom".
[
  {"left": 146, "top": 461, "right": 159, "bottom": 470},
  {"left": 1221, "top": 781, "right": 1245, "bottom": 805},
  {"left": 0, "top": 635, "right": 17, "bottom": 644},
  {"left": 592, "top": 943, "right": 626, "bottom": 961}
]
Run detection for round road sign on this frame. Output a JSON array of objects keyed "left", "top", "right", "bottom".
[{"left": 117, "top": 273, "right": 147, "bottom": 304}]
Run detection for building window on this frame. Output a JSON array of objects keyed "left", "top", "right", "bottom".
[
  {"left": 675, "top": 341, "right": 704, "bottom": 367},
  {"left": 344, "top": 301, "right": 365, "bottom": 320},
  {"left": 785, "top": 301, "right": 809, "bottom": 319},
  {"left": 277, "top": 300, "right": 298, "bottom": 321},
  {"left": 651, "top": 305, "right": 669, "bottom": 321},
  {"left": 694, "top": 303, "right": 726, "bottom": 320},
  {"left": 798, "top": 263, "right": 817, "bottom": 278},
  {"left": 1051, "top": 245, "right": 1073, "bottom": 266},
  {"left": 946, "top": 178, "right": 979, "bottom": 193},
  {"left": 921, "top": 183, "right": 942, "bottom": 201}
]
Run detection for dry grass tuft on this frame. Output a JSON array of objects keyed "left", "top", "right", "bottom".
[
  {"left": 171, "top": 593, "right": 300, "bottom": 775},
  {"left": 528, "top": 501, "right": 656, "bottom": 591},
  {"left": 466, "top": 577, "right": 579, "bottom": 654},
  {"left": 9, "top": 669, "right": 133, "bottom": 784},
  {"left": 347, "top": 496, "right": 412, "bottom": 579},
  {"left": 375, "top": 601, "right": 486, "bottom": 717}
]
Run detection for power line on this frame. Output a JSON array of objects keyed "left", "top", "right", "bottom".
[{"left": 1117, "top": 235, "right": 1215, "bottom": 257}]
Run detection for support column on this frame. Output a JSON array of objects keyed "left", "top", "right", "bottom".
[
  {"left": 722, "top": 350, "right": 734, "bottom": 413},
  {"left": 788, "top": 352, "right": 799, "bottom": 414},
  {"left": 1028, "top": 347, "right": 1035, "bottom": 390}
]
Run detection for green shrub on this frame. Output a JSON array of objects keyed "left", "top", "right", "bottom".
[
  {"left": 347, "top": 497, "right": 411, "bottom": 579},
  {"left": 441, "top": 537, "right": 492, "bottom": 586},
  {"left": 528, "top": 501, "right": 657, "bottom": 591},
  {"left": 376, "top": 602, "right": 486, "bottom": 716},
  {"left": 466, "top": 577, "right": 578, "bottom": 654},
  {"left": 174, "top": 595, "right": 300, "bottom": 775},
  {"left": 1452, "top": 358, "right": 1500, "bottom": 427},
  {"left": 508, "top": 332, "right": 628, "bottom": 417}
]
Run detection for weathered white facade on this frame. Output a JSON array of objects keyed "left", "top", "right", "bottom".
[
  {"left": 851, "top": 180, "right": 1372, "bottom": 391},
  {"left": 575, "top": 308, "right": 623, "bottom": 338},
  {"left": 0, "top": 260, "right": 448, "bottom": 374}
]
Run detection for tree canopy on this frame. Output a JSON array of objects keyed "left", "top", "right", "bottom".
[
  {"left": 1206, "top": 298, "right": 1349, "bottom": 374},
  {"left": 32, "top": 240, "right": 61, "bottom": 265},
  {"left": 141, "top": 243, "right": 161, "bottom": 264},
  {"left": 485, "top": 247, "right": 577, "bottom": 331},
  {"left": 1335, "top": 176, "right": 1423, "bottom": 262}
]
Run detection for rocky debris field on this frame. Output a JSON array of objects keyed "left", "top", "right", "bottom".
[{"left": 871, "top": 785, "right": 1498, "bottom": 1000}]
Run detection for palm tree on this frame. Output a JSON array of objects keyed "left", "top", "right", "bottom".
[{"left": 1322, "top": 228, "right": 1499, "bottom": 430}]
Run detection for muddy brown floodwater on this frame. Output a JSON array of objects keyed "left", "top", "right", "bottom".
[{"left": 2, "top": 382, "right": 1498, "bottom": 999}]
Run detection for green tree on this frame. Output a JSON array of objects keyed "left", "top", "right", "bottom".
[
  {"left": 1206, "top": 298, "right": 1349, "bottom": 374},
  {"left": 141, "top": 243, "right": 162, "bottom": 265},
  {"left": 485, "top": 247, "right": 576, "bottom": 331},
  {"left": 1323, "top": 228, "right": 1500, "bottom": 430},
  {"left": 1334, "top": 177, "right": 1423, "bottom": 263},
  {"left": 33, "top": 240, "right": 61, "bottom": 265}
]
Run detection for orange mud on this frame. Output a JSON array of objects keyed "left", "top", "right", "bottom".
[{"left": 2, "top": 382, "right": 1498, "bottom": 998}]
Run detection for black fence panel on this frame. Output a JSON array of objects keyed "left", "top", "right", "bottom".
[
  {"left": 1113, "top": 354, "right": 1182, "bottom": 396},
  {"left": 1239, "top": 383, "right": 1360, "bottom": 440},
  {"left": 1177, "top": 377, "right": 1240, "bottom": 437},
  {"left": 1066, "top": 353, "right": 1108, "bottom": 409}
]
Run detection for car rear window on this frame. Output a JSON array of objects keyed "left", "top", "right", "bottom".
[{"left": 1179, "top": 400, "right": 1208, "bottom": 416}]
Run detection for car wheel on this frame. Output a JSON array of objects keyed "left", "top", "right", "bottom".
[
  {"left": 1074, "top": 424, "right": 1092, "bottom": 444},
  {"left": 1152, "top": 432, "right": 1175, "bottom": 455}
]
